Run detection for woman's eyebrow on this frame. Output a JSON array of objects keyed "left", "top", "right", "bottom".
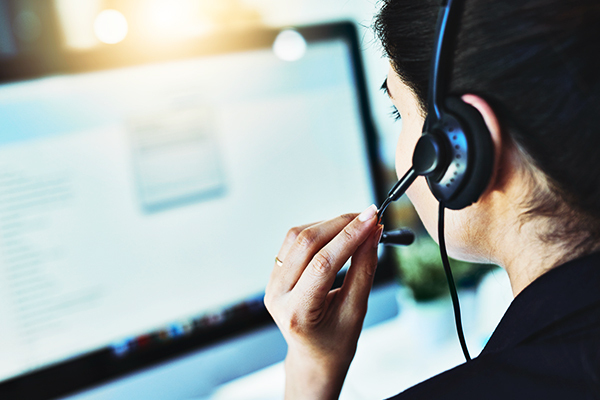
[{"left": 380, "top": 78, "right": 394, "bottom": 99}]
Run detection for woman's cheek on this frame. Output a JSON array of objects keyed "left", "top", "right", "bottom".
[
  {"left": 395, "top": 117, "right": 439, "bottom": 238},
  {"left": 394, "top": 114, "right": 425, "bottom": 180},
  {"left": 394, "top": 141, "right": 412, "bottom": 179},
  {"left": 406, "top": 177, "right": 440, "bottom": 241}
]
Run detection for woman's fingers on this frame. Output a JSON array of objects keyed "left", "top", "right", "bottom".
[
  {"left": 339, "top": 225, "right": 383, "bottom": 318},
  {"left": 267, "top": 221, "right": 320, "bottom": 294},
  {"left": 276, "top": 221, "right": 321, "bottom": 262},
  {"left": 265, "top": 206, "right": 382, "bottom": 400},
  {"left": 271, "top": 213, "right": 359, "bottom": 293},
  {"left": 290, "top": 206, "right": 379, "bottom": 314}
]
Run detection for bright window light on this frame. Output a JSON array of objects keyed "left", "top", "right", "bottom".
[
  {"left": 94, "top": 9, "right": 128, "bottom": 45},
  {"left": 139, "top": 0, "right": 203, "bottom": 40}
]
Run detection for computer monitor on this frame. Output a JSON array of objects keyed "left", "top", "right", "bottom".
[{"left": 0, "top": 22, "right": 396, "bottom": 399}]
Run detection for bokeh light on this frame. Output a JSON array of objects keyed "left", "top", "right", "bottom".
[
  {"left": 94, "top": 9, "right": 128, "bottom": 45},
  {"left": 272, "top": 30, "right": 307, "bottom": 62}
]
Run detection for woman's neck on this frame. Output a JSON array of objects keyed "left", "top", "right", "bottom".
[
  {"left": 500, "top": 225, "right": 565, "bottom": 297},
  {"left": 483, "top": 198, "right": 571, "bottom": 297}
]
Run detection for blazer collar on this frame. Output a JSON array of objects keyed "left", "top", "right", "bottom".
[{"left": 481, "top": 251, "right": 600, "bottom": 355}]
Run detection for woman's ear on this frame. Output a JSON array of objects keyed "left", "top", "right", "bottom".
[{"left": 461, "top": 94, "right": 505, "bottom": 193}]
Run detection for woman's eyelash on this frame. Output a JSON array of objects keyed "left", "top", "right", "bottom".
[{"left": 390, "top": 106, "right": 401, "bottom": 121}]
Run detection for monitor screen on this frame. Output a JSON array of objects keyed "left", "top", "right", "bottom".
[{"left": 0, "top": 23, "right": 394, "bottom": 399}]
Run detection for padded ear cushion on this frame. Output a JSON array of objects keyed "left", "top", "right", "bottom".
[{"left": 441, "top": 96, "right": 494, "bottom": 209}]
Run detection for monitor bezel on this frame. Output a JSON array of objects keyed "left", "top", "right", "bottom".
[{"left": 0, "top": 21, "right": 397, "bottom": 400}]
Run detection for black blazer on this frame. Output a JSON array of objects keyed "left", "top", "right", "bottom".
[{"left": 388, "top": 252, "right": 600, "bottom": 399}]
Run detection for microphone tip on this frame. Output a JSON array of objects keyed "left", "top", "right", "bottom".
[{"left": 379, "top": 229, "right": 415, "bottom": 246}]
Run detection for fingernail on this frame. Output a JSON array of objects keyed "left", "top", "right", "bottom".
[
  {"left": 373, "top": 225, "right": 384, "bottom": 248},
  {"left": 358, "top": 204, "right": 377, "bottom": 222}
]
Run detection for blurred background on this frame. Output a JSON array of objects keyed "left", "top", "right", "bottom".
[{"left": 0, "top": 1, "right": 512, "bottom": 399}]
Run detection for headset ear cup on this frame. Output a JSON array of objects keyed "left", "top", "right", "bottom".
[{"left": 441, "top": 96, "right": 495, "bottom": 209}]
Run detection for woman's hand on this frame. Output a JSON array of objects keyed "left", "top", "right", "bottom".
[{"left": 264, "top": 205, "right": 383, "bottom": 400}]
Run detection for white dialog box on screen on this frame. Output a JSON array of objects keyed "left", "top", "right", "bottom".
[{"left": 127, "top": 105, "right": 226, "bottom": 212}]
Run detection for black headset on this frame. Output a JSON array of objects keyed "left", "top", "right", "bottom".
[
  {"left": 378, "top": 0, "right": 495, "bottom": 362},
  {"left": 378, "top": 0, "right": 494, "bottom": 216}
]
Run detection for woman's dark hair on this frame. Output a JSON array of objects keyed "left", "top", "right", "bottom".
[{"left": 375, "top": 0, "right": 600, "bottom": 259}]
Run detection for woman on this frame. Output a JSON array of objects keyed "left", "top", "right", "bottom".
[{"left": 264, "top": 0, "right": 600, "bottom": 398}]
